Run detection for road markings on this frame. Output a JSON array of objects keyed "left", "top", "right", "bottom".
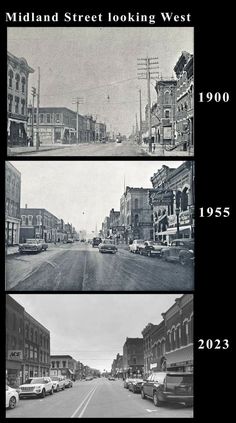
[
  {"left": 81, "top": 252, "right": 88, "bottom": 290},
  {"left": 77, "top": 385, "right": 98, "bottom": 418},
  {"left": 70, "top": 385, "right": 97, "bottom": 418}
]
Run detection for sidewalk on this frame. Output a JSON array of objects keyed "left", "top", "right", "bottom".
[
  {"left": 7, "top": 144, "right": 76, "bottom": 156},
  {"left": 141, "top": 144, "right": 194, "bottom": 156},
  {"left": 6, "top": 245, "right": 19, "bottom": 256}
]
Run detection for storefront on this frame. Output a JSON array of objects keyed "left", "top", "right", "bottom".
[
  {"left": 5, "top": 217, "right": 21, "bottom": 246},
  {"left": 8, "top": 118, "right": 28, "bottom": 147},
  {"left": 166, "top": 345, "right": 193, "bottom": 373},
  {"left": 6, "top": 350, "right": 24, "bottom": 387}
]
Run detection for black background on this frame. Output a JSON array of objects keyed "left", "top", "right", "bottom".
[{"left": 0, "top": 2, "right": 234, "bottom": 421}]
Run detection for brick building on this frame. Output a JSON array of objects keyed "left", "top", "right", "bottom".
[
  {"left": 6, "top": 295, "right": 51, "bottom": 387},
  {"left": 162, "top": 294, "right": 193, "bottom": 372},
  {"left": 5, "top": 162, "right": 21, "bottom": 246},
  {"left": 120, "top": 187, "right": 153, "bottom": 243},
  {"left": 20, "top": 207, "right": 60, "bottom": 243},
  {"left": 7, "top": 51, "right": 34, "bottom": 146},
  {"left": 50, "top": 355, "right": 77, "bottom": 381},
  {"left": 142, "top": 322, "right": 166, "bottom": 377},
  {"left": 111, "top": 353, "right": 123, "bottom": 377},
  {"left": 174, "top": 52, "right": 194, "bottom": 152},
  {"left": 150, "top": 162, "right": 195, "bottom": 243},
  {"left": 123, "top": 337, "right": 144, "bottom": 378}
]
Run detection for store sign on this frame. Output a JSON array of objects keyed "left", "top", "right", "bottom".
[
  {"left": 151, "top": 191, "right": 173, "bottom": 206},
  {"left": 150, "top": 363, "right": 158, "bottom": 369},
  {"left": 169, "top": 360, "right": 193, "bottom": 367},
  {"left": 8, "top": 350, "right": 23, "bottom": 361},
  {"left": 179, "top": 210, "right": 191, "bottom": 225},
  {"left": 168, "top": 214, "right": 177, "bottom": 227}
]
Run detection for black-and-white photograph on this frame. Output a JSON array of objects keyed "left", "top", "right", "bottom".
[
  {"left": 6, "top": 293, "right": 193, "bottom": 418},
  {"left": 5, "top": 160, "right": 194, "bottom": 291},
  {"left": 7, "top": 27, "right": 194, "bottom": 157}
]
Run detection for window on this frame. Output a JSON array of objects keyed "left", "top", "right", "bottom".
[
  {"left": 15, "top": 97, "right": 19, "bottom": 114},
  {"left": 165, "top": 110, "right": 170, "bottom": 118},
  {"left": 51, "top": 361, "right": 55, "bottom": 368},
  {"left": 34, "top": 114, "right": 37, "bottom": 124},
  {"left": 62, "top": 361, "right": 66, "bottom": 368},
  {"left": 36, "top": 215, "right": 42, "bottom": 226},
  {"left": 164, "top": 91, "right": 170, "bottom": 104},
  {"left": 25, "top": 343, "right": 29, "bottom": 359},
  {"left": 134, "top": 214, "right": 139, "bottom": 226},
  {"left": 21, "top": 77, "right": 26, "bottom": 93},
  {"left": 30, "top": 328, "right": 34, "bottom": 341},
  {"left": 15, "top": 74, "right": 20, "bottom": 90},
  {"left": 21, "top": 215, "right": 26, "bottom": 225},
  {"left": 40, "top": 114, "right": 44, "bottom": 123},
  {"left": 134, "top": 198, "right": 139, "bottom": 209},
  {"left": 46, "top": 114, "right": 51, "bottom": 123},
  {"left": 21, "top": 99, "right": 25, "bottom": 115},
  {"left": 34, "top": 348, "right": 38, "bottom": 360},
  {"left": 8, "top": 94, "right": 13, "bottom": 112},
  {"left": 56, "top": 113, "right": 60, "bottom": 122},
  {"left": 30, "top": 345, "right": 34, "bottom": 359},
  {"left": 56, "top": 361, "right": 60, "bottom": 368},
  {"left": 8, "top": 69, "right": 13, "bottom": 88},
  {"left": 34, "top": 331, "right": 38, "bottom": 343}
]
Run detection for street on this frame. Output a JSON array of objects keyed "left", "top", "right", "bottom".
[
  {"left": 6, "top": 378, "right": 193, "bottom": 418},
  {"left": 13, "top": 140, "right": 149, "bottom": 157},
  {"left": 6, "top": 242, "right": 194, "bottom": 291}
]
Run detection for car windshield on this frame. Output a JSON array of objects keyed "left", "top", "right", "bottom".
[
  {"left": 51, "top": 377, "right": 60, "bottom": 381},
  {"left": 25, "top": 239, "right": 38, "bottom": 244},
  {"left": 24, "top": 378, "right": 45, "bottom": 384}
]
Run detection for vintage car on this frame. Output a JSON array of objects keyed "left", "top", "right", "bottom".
[
  {"left": 98, "top": 240, "right": 118, "bottom": 254},
  {"left": 161, "top": 239, "right": 194, "bottom": 266},
  {"left": 37, "top": 239, "right": 48, "bottom": 251},
  {"left": 141, "top": 372, "right": 193, "bottom": 407},
  {"left": 92, "top": 237, "right": 102, "bottom": 247},
  {"left": 19, "top": 239, "right": 44, "bottom": 253},
  {"left": 51, "top": 376, "right": 66, "bottom": 392},
  {"left": 108, "top": 376, "right": 116, "bottom": 381},
  {"left": 19, "top": 377, "right": 54, "bottom": 398},
  {"left": 6, "top": 385, "right": 19, "bottom": 409},
  {"left": 139, "top": 240, "right": 169, "bottom": 257},
  {"left": 129, "top": 239, "right": 144, "bottom": 254}
]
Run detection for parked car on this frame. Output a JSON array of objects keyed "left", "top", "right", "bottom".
[
  {"left": 161, "top": 239, "right": 194, "bottom": 266},
  {"left": 129, "top": 239, "right": 144, "bottom": 254},
  {"left": 67, "top": 238, "right": 74, "bottom": 243},
  {"left": 98, "top": 239, "right": 118, "bottom": 254},
  {"left": 64, "top": 378, "right": 73, "bottom": 388},
  {"left": 141, "top": 372, "right": 193, "bottom": 407},
  {"left": 108, "top": 376, "right": 116, "bottom": 381},
  {"left": 19, "top": 377, "right": 54, "bottom": 398},
  {"left": 139, "top": 240, "right": 169, "bottom": 257},
  {"left": 51, "top": 376, "right": 66, "bottom": 392},
  {"left": 128, "top": 378, "right": 144, "bottom": 393},
  {"left": 123, "top": 377, "right": 136, "bottom": 388},
  {"left": 85, "top": 376, "right": 93, "bottom": 381},
  {"left": 37, "top": 239, "right": 48, "bottom": 251},
  {"left": 92, "top": 237, "right": 102, "bottom": 247},
  {"left": 19, "top": 239, "right": 43, "bottom": 253},
  {"left": 6, "top": 385, "right": 19, "bottom": 409}
]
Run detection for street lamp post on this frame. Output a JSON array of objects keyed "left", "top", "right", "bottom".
[{"left": 176, "top": 208, "right": 180, "bottom": 238}]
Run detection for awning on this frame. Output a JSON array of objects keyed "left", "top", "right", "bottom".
[
  {"left": 166, "top": 345, "right": 193, "bottom": 367},
  {"left": 158, "top": 225, "right": 192, "bottom": 236}
]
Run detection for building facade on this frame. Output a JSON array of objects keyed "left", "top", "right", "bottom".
[
  {"left": 120, "top": 187, "right": 153, "bottom": 243},
  {"left": 174, "top": 52, "right": 194, "bottom": 152},
  {"left": 142, "top": 321, "right": 166, "bottom": 377},
  {"left": 111, "top": 353, "right": 123, "bottom": 378},
  {"left": 50, "top": 355, "right": 77, "bottom": 380},
  {"left": 150, "top": 162, "right": 195, "bottom": 243},
  {"left": 95, "top": 122, "right": 107, "bottom": 142},
  {"left": 20, "top": 207, "right": 60, "bottom": 243},
  {"left": 6, "top": 295, "right": 51, "bottom": 387},
  {"left": 7, "top": 51, "right": 34, "bottom": 146},
  {"left": 162, "top": 294, "right": 193, "bottom": 372},
  {"left": 27, "top": 107, "right": 81, "bottom": 145},
  {"left": 123, "top": 337, "right": 144, "bottom": 378},
  {"left": 5, "top": 162, "right": 21, "bottom": 246}
]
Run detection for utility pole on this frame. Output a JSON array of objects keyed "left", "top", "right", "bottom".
[
  {"left": 139, "top": 89, "right": 142, "bottom": 144},
  {"left": 137, "top": 57, "right": 159, "bottom": 151},
  {"left": 36, "top": 67, "right": 40, "bottom": 151},
  {"left": 31, "top": 87, "right": 36, "bottom": 145},
  {"left": 72, "top": 97, "right": 84, "bottom": 143}
]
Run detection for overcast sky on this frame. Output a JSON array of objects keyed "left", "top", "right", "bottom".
[
  {"left": 7, "top": 27, "right": 193, "bottom": 135},
  {"left": 9, "top": 294, "right": 182, "bottom": 371},
  {"left": 9, "top": 160, "right": 184, "bottom": 234}
]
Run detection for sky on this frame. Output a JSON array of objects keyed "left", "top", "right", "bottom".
[
  {"left": 9, "top": 160, "right": 184, "bottom": 234},
  {"left": 7, "top": 27, "right": 193, "bottom": 135},
  {"left": 9, "top": 294, "right": 182, "bottom": 372}
]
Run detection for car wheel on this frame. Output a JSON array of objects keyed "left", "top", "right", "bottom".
[
  {"left": 56, "top": 385, "right": 59, "bottom": 392},
  {"left": 153, "top": 391, "right": 162, "bottom": 407},
  {"left": 141, "top": 389, "right": 146, "bottom": 399},
  {"left": 179, "top": 255, "right": 187, "bottom": 266},
  {"left": 62, "top": 385, "right": 65, "bottom": 390},
  {"left": 9, "top": 396, "right": 17, "bottom": 409},
  {"left": 40, "top": 389, "right": 46, "bottom": 398},
  {"left": 50, "top": 388, "right": 53, "bottom": 395}
]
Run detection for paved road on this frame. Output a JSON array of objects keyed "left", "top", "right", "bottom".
[
  {"left": 19, "top": 141, "right": 148, "bottom": 157},
  {"left": 6, "top": 378, "right": 193, "bottom": 418},
  {"left": 6, "top": 242, "right": 194, "bottom": 291}
]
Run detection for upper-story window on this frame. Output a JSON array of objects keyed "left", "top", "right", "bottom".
[
  {"left": 164, "top": 91, "right": 170, "bottom": 104},
  {"left": 56, "top": 113, "right": 60, "bottom": 122},
  {"left": 15, "top": 97, "right": 19, "bottom": 114},
  {"left": 21, "top": 215, "right": 26, "bottom": 225},
  {"left": 28, "top": 215, "right": 33, "bottom": 226},
  {"left": 8, "top": 69, "right": 13, "bottom": 88},
  {"left": 21, "top": 99, "right": 25, "bottom": 115},
  {"left": 62, "top": 361, "right": 66, "bottom": 368},
  {"left": 46, "top": 114, "right": 51, "bottom": 123},
  {"left": 8, "top": 94, "right": 13, "bottom": 112},
  {"left": 40, "top": 114, "right": 44, "bottom": 123},
  {"left": 21, "top": 76, "right": 26, "bottom": 93},
  {"left": 134, "top": 198, "right": 139, "bottom": 209},
  {"left": 15, "top": 73, "right": 20, "bottom": 91},
  {"left": 36, "top": 215, "right": 42, "bottom": 226}
]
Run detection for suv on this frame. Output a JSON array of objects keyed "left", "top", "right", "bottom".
[
  {"left": 51, "top": 376, "right": 66, "bottom": 392},
  {"left": 129, "top": 239, "right": 144, "bottom": 254},
  {"left": 19, "top": 377, "right": 53, "bottom": 398},
  {"left": 92, "top": 237, "right": 102, "bottom": 247},
  {"left": 141, "top": 372, "right": 193, "bottom": 407}
]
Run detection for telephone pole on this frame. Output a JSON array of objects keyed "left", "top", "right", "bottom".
[
  {"left": 137, "top": 57, "right": 159, "bottom": 150},
  {"left": 36, "top": 67, "right": 40, "bottom": 151},
  {"left": 72, "top": 97, "right": 84, "bottom": 143},
  {"left": 31, "top": 87, "right": 36, "bottom": 145}
]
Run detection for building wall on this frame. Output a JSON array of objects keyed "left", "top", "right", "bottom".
[
  {"left": 20, "top": 208, "right": 60, "bottom": 242},
  {"left": 6, "top": 296, "right": 24, "bottom": 387},
  {"left": 123, "top": 338, "right": 144, "bottom": 377},
  {"left": 153, "top": 80, "right": 177, "bottom": 145},
  {"left": 124, "top": 188, "right": 153, "bottom": 241},
  {"left": 50, "top": 355, "right": 77, "bottom": 380},
  {"left": 5, "top": 162, "right": 21, "bottom": 245}
]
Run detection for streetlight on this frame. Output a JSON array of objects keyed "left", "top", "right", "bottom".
[{"left": 176, "top": 208, "right": 180, "bottom": 239}]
